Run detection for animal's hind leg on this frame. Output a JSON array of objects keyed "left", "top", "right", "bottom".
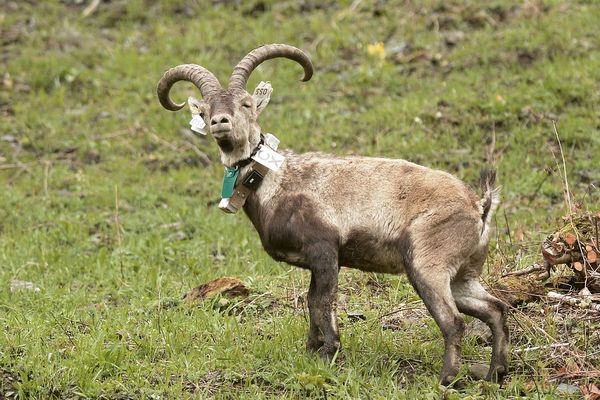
[
  {"left": 451, "top": 278, "right": 509, "bottom": 383},
  {"left": 406, "top": 267, "right": 465, "bottom": 386}
]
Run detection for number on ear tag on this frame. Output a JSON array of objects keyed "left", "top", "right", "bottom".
[{"left": 253, "top": 81, "right": 273, "bottom": 114}]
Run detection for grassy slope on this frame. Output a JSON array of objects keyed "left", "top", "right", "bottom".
[{"left": 1, "top": 0, "right": 599, "bottom": 398}]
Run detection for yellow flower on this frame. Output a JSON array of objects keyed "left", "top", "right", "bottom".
[{"left": 367, "top": 42, "right": 386, "bottom": 60}]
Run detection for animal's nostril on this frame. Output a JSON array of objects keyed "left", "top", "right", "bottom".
[{"left": 211, "top": 115, "right": 231, "bottom": 126}]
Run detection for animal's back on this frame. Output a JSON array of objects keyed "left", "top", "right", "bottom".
[{"left": 268, "top": 151, "right": 484, "bottom": 274}]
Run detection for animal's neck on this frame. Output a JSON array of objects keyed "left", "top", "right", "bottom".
[
  {"left": 220, "top": 133, "right": 262, "bottom": 168},
  {"left": 241, "top": 150, "right": 292, "bottom": 234},
  {"left": 220, "top": 142, "right": 253, "bottom": 168}
]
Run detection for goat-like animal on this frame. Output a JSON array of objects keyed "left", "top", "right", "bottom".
[{"left": 157, "top": 44, "right": 509, "bottom": 385}]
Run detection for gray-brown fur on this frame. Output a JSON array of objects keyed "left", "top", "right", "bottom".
[{"left": 157, "top": 44, "right": 509, "bottom": 386}]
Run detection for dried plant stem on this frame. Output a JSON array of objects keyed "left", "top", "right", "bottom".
[
  {"left": 552, "top": 121, "right": 572, "bottom": 216},
  {"left": 114, "top": 185, "right": 122, "bottom": 247},
  {"left": 82, "top": 0, "right": 101, "bottom": 17},
  {"left": 488, "top": 123, "right": 497, "bottom": 165},
  {"left": 43, "top": 160, "right": 50, "bottom": 197},
  {"left": 551, "top": 122, "right": 591, "bottom": 287},
  {"left": 114, "top": 185, "right": 125, "bottom": 282},
  {"left": 514, "top": 342, "right": 570, "bottom": 354}
]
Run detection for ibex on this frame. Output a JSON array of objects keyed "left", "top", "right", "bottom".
[{"left": 157, "top": 44, "right": 508, "bottom": 385}]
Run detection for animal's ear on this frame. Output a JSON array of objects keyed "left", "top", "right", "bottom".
[
  {"left": 252, "top": 81, "right": 273, "bottom": 116},
  {"left": 187, "top": 97, "right": 208, "bottom": 135},
  {"left": 187, "top": 96, "right": 204, "bottom": 116}
]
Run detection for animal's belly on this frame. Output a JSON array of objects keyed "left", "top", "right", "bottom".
[
  {"left": 338, "top": 230, "right": 407, "bottom": 274},
  {"left": 342, "top": 260, "right": 406, "bottom": 274}
]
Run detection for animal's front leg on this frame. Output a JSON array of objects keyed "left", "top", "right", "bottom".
[{"left": 306, "top": 252, "right": 340, "bottom": 360}]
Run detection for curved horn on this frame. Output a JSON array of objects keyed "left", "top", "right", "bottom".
[
  {"left": 157, "top": 64, "right": 221, "bottom": 111},
  {"left": 228, "top": 44, "right": 313, "bottom": 90}
]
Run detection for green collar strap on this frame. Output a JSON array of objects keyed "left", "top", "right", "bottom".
[{"left": 221, "top": 167, "right": 240, "bottom": 198}]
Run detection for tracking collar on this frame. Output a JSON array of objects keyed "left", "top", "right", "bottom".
[
  {"left": 218, "top": 133, "right": 282, "bottom": 214},
  {"left": 232, "top": 135, "right": 264, "bottom": 169}
]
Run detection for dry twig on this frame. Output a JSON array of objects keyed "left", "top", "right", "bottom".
[
  {"left": 502, "top": 263, "right": 546, "bottom": 277},
  {"left": 82, "top": 0, "right": 101, "bottom": 17},
  {"left": 548, "top": 291, "right": 600, "bottom": 312}
]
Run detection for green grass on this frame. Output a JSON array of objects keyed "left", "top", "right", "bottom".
[{"left": 1, "top": 0, "right": 599, "bottom": 398}]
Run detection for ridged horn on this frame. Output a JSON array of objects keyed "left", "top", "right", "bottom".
[
  {"left": 157, "top": 64, "right": 221, "bottom": 111},
  {"left": 228, "top": 44, "right": 313, "bottom": 90}
]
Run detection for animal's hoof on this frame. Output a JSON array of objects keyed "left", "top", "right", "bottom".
[
  {"left": 440, "top": 374, "right": 456, "bottom": 387},
  {"left": 486, "top": 365, "right": 507, "bottom": 383},
  {"left": 316, "top": 342, "right": 340, "bottom": 361},
  {"left": 306, "top": 338, "right": 324, "bottom": 352}
]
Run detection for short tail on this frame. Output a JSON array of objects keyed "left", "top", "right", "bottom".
[{"left": 479, "top": 169, "right": 500, "bottom": 245}]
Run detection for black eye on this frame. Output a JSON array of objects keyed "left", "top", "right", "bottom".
[{"left": 242, "top": 102, "right": 252, "bottom": 109}]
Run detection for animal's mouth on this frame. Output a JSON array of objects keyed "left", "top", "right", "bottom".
[{"left": 211, "top": 129, "right": 231, "bottom": 139}]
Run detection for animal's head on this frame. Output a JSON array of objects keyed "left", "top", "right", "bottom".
[{"left": 157, "top": 44, "right": 313, "bottom": 167}]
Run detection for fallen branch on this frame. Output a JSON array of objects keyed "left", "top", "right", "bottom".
[
  {"left": 502, "top": 263, "right": 545, "bottom": 277},
  {"left": 547, "top": 291, "right": 600, "bottom": 312}
]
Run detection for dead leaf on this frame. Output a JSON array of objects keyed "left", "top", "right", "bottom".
[
  {"left": 580, "top": 383, "right": 600, "bottom": 400},
  {"left": 558, "top": 359, "right": 581, "bottom": 376},
  {"left": 589, "top": 383, "right": 600, "bottom": 396},
  {"left": 565, "top": 233, "right": 577, "bottom": 246},
  {"left": 184, "top": 277, "right": 249, "bottom": 301}
]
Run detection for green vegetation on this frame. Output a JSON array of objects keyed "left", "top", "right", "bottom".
[{"left": 1, "top": 0, "right": 599, "bottom": 398}]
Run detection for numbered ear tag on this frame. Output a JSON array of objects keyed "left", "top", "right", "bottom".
[
  {"left": 190, "top": 114, "right": 206, "bottom": 135},
  {"left": 252, "top": 145, "right": 285, "bottom": 171},
  {"left": 253, "top": 81, "right": 273, "bottom": 114}
]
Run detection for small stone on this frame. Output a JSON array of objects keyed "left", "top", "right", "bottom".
[
  {"left": 347, "top": 312, "right": 366, "bottom": 322},
  {"left": 166, "top": 231, "right": 187, "bottom": 241},
  {"left": 468, "top": 363, "right": 489, "bottom": 380},
  {"left": 443, "top": 31, "right": 465, "bottom": 46},
  {"left": 556, "top": 383, "right": 580, "bottom": 395}
]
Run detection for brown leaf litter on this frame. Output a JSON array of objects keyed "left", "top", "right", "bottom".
[{"left": 184, "top": 277, "right": 250, "bottom": 301}]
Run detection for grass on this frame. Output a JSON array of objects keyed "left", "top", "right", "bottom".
[{"left": 1, "top": 0, "right": 599, "bottom": 398}]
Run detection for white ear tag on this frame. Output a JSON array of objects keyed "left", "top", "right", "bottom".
[
  {"left": 252, "top": 145, "right": 285, "bottom": 171},
  {"left": 189, "top": 114, "right": 206, "bottom": 135},
  {"left": 263, "top": 133, "right": 280, "bottom": 150},
  {"left": 253, "top": 81, "right": 273, "bottom": 113}
]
